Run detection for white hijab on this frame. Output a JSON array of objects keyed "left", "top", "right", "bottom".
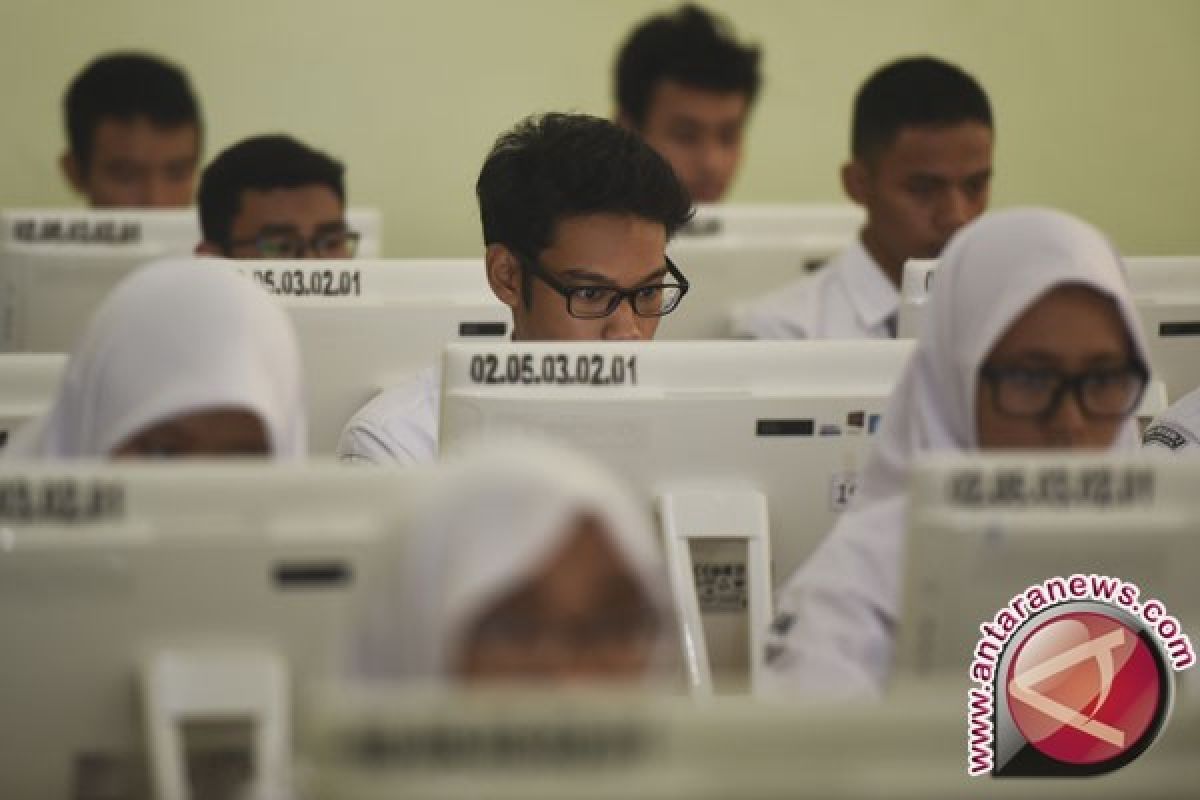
[
  {"left": 355, "top": 434, "right": 676, "bottom": 681},
  {"left": 4, "top": 258, "right": 306, "bottom": 459},
  {"left": 768, "top": 208, "right": 1150, "bottom": 696}
]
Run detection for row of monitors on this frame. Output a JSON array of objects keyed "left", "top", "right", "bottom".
[
  {"left": 1, "top": 455, "right": 1197, "bottom": 795},
  {"left": 0, "top": 339, "right": 1170, "bottom": 579},
  {"left": 0, "top": 205, "right": 862, "bottom": 351}
]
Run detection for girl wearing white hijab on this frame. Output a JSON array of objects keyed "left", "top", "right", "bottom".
[
  {"left": 4, "top": 258, "right": 305, "bottom": 459},
  {"left": 355, "top": 435, "right": 677, "bottom": 684},
  {"left": 765, "top": 208, "right": 1151, "bottom": 697}
]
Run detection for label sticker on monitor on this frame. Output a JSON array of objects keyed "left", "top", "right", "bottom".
[
  {"left": 0, "top": 478, "right": 125, "bottom": 524},
  {"left": 247, "top": 267, "right": 362, "bottom": 298},
  {"left": 11, "top": 217, "right": 141, "bottom": 245},
  {"left": 468, "top": 352, "right": 638, "bottom": 387},
  {"left": 692, "top": 559, "right": 747, "bottom": 614},
  {"left": 829, "top": 472, "right": 857, "bottom": 511}
]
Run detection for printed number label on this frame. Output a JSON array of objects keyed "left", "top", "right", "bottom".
[
  {"left": 0, "top": 479, "right": 125, "bottom": 523},
  {"left": 251, "top": 268, "right": 362, "bottom": 298},
  {"left": 830, "top": 472, "right": 857, "bottom": 512},
  {"left": 468, "top": 353, "right": 638, "bottom": 387}
]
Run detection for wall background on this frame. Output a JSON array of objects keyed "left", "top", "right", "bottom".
[{"left": 1, "top": 0, "right": 1196, "bottom": 257}]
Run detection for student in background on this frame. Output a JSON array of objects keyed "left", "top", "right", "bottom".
[
  {"left": 765, "top": 209, "right": 1150, "bottom": 697},
  {"left": 337, "top": 112, "right": 693, "bottom": 465},
  {"left": 614, "top": 4, "right": 761, "bottom": 204},
  {"left": 195, "top": 134, "right": 358, "bottom": 260},
  {"left": 3, "top": 259, "right": 305, "bottom": 459},
  {"left": 60, "top": 52, "right": 203, "bottom": 209},
  {"left": 355, "top": 435, "right": 676, "bottom": 684},
  {"left": 736, "top": 57, "right": 993, "bottom": 339}
]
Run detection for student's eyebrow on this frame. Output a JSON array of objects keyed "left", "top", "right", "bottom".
[
  {"left": 559, "top": 266, "right": 669, "bottom": 286},
  {"left": 257, "top": 223, "right": 302, "bottom": 236},
  {"left": 314, "top": 220, "right": 348, "bottom": 234},
  {"left": 963, "top": 168, "right": 993, "bottom": 183}
]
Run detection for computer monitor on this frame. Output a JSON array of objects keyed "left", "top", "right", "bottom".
[
  {"left": 0, "top": 353, "right": 66, "bottom": 451},
  {"left": 659, "top": 204, "right": 863, "bottom": 340},
  {"left": 223, "top": 258, "right": 510, "bottom": 453},
  {"left": 438, "top": 339, "right": 913, "bottom": 692},
  {"left": 895, "top": 453, "right": 1200, "bottom": 681},
  {"left": 1119, "top": 256, "right": 1200, "bottom": 402},
  {"left": 0, "top": 208, "right": 384, "bottom": 352},
  {"left": 302, "top": 680, "right": 1198, "bottom": 799},
  {"left": 678, "top": 203, "right": 863, "bottom": 241},
  {"left": 0, "top": 462, "right": 424, "bottom": 799}
]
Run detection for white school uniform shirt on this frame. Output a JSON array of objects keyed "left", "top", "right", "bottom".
[
  {"left": 1142, "top": 388, "right": 1200, "bottom": 453},
  {"left": 764, "top": 208, "right": 1151, "bottom": 698},
  {"left": 3, "top": 258, "right": 306, "bottom": 459},
  {"left": 352, "top": 434, "right": 678, "bottom": 681},
  {"left": 336, "top": 367, "right": 440, "bottom": 465},
  {"left": 732, "top": 238, "right": 900, "bottom": 340}
]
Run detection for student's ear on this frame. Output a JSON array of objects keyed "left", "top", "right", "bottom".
[
  {"left": 841, "top": 160, "right": 870, "bottom": 206},
  {"left": 195, "top": 241, "right": 223, "bottom": 257},
  {"left": 485, "top": 244, "right": 523, "bottom": 310},
  {"left": 60, "top": 151, "right": 86, "bottom": 195}
]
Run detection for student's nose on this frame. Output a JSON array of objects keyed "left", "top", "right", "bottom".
[
  {"left": 939, "top": 188, "right": 973, "bottom": 233},
  {"left": 144, "top": 175, "right": 180, "bottom": 209},
  {"left": 1047, "top": 390, "right": 1089, "bottom": 442},
  {"left": 603, "top": 298, "right": 644, "bottom": 341}
]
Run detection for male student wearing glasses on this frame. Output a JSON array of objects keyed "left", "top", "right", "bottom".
[
  {"left": 196, "top": 134, "right": 360, "bottom": 260},
  {"left": 337, "top": 112, "right": 693, "bottom": 465}
]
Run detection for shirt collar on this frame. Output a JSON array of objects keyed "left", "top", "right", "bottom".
[{"left": 839, "top": 237, "right": 900, "bottom": 330}]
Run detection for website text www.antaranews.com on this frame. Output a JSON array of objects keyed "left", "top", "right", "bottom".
[{"left": 966, "top": 573, "right": 1194, "bottom": 776}]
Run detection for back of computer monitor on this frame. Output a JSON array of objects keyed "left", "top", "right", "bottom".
[
  {"left": 896, "top": 453, "right": 1200, "bottom": 681},
  {"left": 1122, "top": 256, "right": 1200, "bottom": 402},
  {"left": 660, "top": 240, "right": 820, "bottom": 339},
  {"left": 229, "top": 259, "right": 509, "bottom": 452},
  {"left": 679, "top": 203, "right": 863, "bottom": 241},
  {"left": 0, "top": 353, "right": 66, "bottom": 450},
  {"left": 304, "top": 681, "right": 1199, "bottom": 799},
  {"left": 345, "top": 208, "right": 383, "bottom": 257},
  {"left": 438, "top": 340, "right": 913, "bottom": 586},
  {"left": 1, "top": 209, "right": 200, "bottom": 352},
  {"left": 0, "top": 462, "right": 423, "bottom": 797}
]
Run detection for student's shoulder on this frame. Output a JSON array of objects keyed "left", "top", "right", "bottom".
[
  {"left": 732, "top": 269, "right": 834, "bottom": 339},
  {"left": 337, "top": 368, "right": 440, "bottom": 465},
  {"left": 1143, "top": 419, "right": 1200, "bottom": 452}
]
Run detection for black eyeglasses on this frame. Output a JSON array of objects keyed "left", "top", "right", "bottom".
[
  {"left": 517, "top": 253, "right": 689, "bottom": 319},
  {"left": 228, "top": 228, "right": 361, "bottom": 259},
  {"left": 979, "top": 363, "right": 1148, "bottom": 420}
]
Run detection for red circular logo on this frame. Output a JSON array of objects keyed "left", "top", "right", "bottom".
[{"left": 1005, "top": 611, "right": 1164, "bottom": 766}]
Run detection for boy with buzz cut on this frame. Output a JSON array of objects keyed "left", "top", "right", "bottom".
[
  {"left": 615, "top": 4, "right": 761, "bottom": 204},
  {"left": 337, "top": 112, "right": 694, "bottom": 465},
  {"left": 61, "top": 52, "right": 203, "bottom": 209},
  {"left": 736, "top": 56, "right": 994, "bottom": 340}
]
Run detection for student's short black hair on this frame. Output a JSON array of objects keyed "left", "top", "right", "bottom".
[
  {"left": 476, "top": 112, "right": 693, "bottom": 304},
  {"left": 852, "top": 56, "right": 993, "bottom": 161},
  {"left": 64, "top": 52, "right": 202, "bottom": 170},
  {"left": 615, "top": 3, "right": 761, "bottom": 127},
  {"left": 197, "top": 134, "right": 346, "bottom": 249}
]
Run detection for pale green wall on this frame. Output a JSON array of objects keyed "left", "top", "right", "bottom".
[{"left": 2, "top": 0, "right": 1196, "bottom": 257}]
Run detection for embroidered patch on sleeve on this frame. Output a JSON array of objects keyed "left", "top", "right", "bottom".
[{"left": 1143, "top": 424, "right": 1188, "bottom": 451}]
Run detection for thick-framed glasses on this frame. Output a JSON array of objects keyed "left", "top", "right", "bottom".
[
  {"left": 979, "top": 363, "right": 1148, "bottom": 420},
  {"left": 518, "top": 253, "right": 689, "bottom": 319},
  {"left": 229, "top": 228, "right": 361, "bottom": 259}
]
